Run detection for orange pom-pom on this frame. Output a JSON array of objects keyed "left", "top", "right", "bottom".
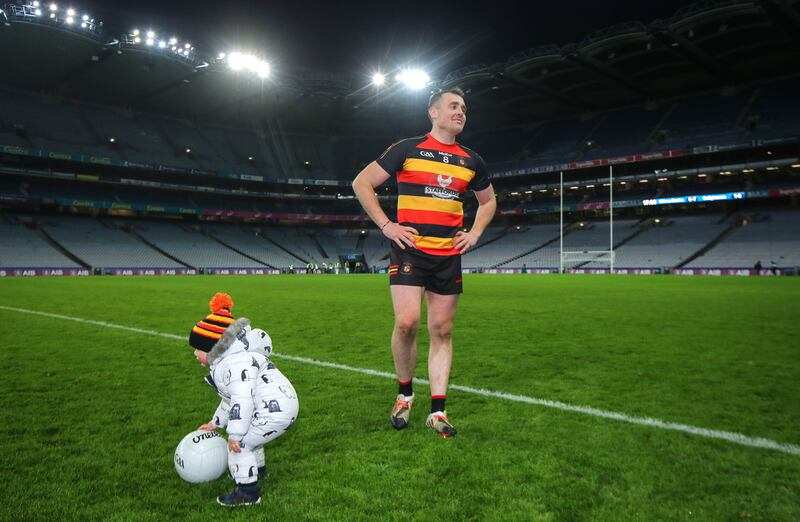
[{"left": 209, "top": 292, "right": 234, "bottom": 312}]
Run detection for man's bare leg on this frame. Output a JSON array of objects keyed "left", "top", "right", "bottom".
[
  {"left": 389, "top": 285, "right": 425, "bottom": 429},
  {"left": 425, "top": 291, "right": 459, "bottom": 436}
]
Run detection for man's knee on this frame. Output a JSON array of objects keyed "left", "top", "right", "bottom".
[
  {"left": 394, "top": 315, "right": 420, "bottom": 338},
  {"left": 428, "top": 320, "right": 453, "bottom": 342}
]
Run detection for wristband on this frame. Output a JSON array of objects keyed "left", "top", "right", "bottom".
[{"left": 380, "top": 220, "right": 391, "bottom": 230}]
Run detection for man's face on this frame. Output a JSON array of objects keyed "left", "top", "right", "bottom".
[
  {"left": 194, "top": 349, "right": 209, "bottom": 367},
  {"left": 430, "top": 93, "right": 467, "bottom": 135}
]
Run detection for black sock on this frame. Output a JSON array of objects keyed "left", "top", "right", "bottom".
[
  {"left": 398, "top": 379, "right": 413, "bottom": 397},
  {"left": 431, "top": 395, "right": 446, "bottom": 413}
]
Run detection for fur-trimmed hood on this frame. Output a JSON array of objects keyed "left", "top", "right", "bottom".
[{"left": 207, "top": 317, "right": 250, "bottom": 367}]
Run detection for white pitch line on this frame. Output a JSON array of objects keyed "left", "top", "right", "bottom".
[{"left": 2, "top": 304, "right": 798, "bottom": 457}]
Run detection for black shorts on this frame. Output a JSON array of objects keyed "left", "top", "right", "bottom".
[{"left": 389, "top": 246, "right": 462, "bottom": 295}]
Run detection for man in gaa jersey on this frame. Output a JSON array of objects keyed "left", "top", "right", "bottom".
[{"left": 351, "top": 87, "right": 496, "bottom": 437}]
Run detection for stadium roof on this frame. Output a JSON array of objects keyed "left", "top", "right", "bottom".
[{"left": 1, "top": 0, "right": 799, "bottom": 133}]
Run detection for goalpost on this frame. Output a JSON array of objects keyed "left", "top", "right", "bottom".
[{"left": 559, "top": 166, "right": 615, "bottom": 274}]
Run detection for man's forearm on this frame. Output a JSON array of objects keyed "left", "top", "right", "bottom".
[
  {"left": 470, "top": 198, "right": 497, "bottom": 237},
  {"left": 352, "top": 178, "right": 390, "bottom": 228}
]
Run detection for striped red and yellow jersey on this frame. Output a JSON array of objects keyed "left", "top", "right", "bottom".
[{"left": 376, "top": 133, "right": 491, "bottom": 256}]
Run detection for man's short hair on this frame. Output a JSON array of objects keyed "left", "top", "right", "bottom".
[{"left": 428, "top": 87, "right": 466, "bottom": 110}]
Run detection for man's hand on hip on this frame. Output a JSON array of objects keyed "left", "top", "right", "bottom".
[
  {"left": 454, "top": 230, "right": 480, "bottom": 253},
  {"left": 383, "top": 222, "right": 418, "bottom": 250}
]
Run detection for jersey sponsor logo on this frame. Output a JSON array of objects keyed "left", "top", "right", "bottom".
[
  {"left": 267, "top": 400, "right": 282, "bottom": 413},
  {"left": 230, "top": 403, "right": 242, "bottom": 420},
  {"left": 420, "top": 150, "right": 435, "bottom": 159},
  {"left": 437, "top": 174, "right": 453, "bottom": 188},
  {"left": 424, "top": 186, "right": 460, "bottom": 200}
]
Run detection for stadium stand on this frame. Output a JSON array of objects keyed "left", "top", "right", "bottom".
[
  {"left": 362, "top": 229, "right": 391, "bottom": 269},
  {"left": 508, "top": 220, "right": 640, "bottom": 269},
  {"left": 461, "top": 224, "right": 561, "bottom": 268},
  {"left": 40, "top": 215, "right": 183, "bottom": 269},
  {"left": 203, "top": 223, "right": 302, "bottom": 268},
  {"left": 1, "top": 1, "right": 799, "bottom": 277},
  {"left": 0, "top": 221, "right": 81, "bottom": 268},
  {"left": 588, "top": 215, "right": 729, "bottom": 269},
  {"left": 124, "top": 220, "right": 263, "bottom": 269},
  {"left": 686, "top": 211, "right": 800, "bottom": 269}
]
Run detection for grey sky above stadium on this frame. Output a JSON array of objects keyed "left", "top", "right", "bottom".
[{"left": 96, "top": 0, "right": 696, "bottom": 76}]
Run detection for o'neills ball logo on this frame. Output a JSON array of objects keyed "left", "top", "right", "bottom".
[
  {"left": 437, "top": 175, "right": 452, "bottom": 188},
  {"left": 192, "top": 431, "right": 222, "bottom": 444},
  {"left": 401, "top": 262, "right": 413, "bottom": 275}
]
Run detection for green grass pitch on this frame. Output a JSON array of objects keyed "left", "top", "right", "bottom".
[{"left": 1, "top": 274, "right": 799, "bottom": 521}]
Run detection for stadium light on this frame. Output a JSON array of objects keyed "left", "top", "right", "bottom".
[
  {"left": 49, "top": 3, "right": 57, "bottom": 11},
  {"left": 134, "top": 36, "right": 141, "bottom": 43},
  {"left": 396, "top": 69, "right": 430, "bottom": 90},
  {"left": 81, "top": 13, "right": 88, "bottom": 21},
  {"left": 225, "top": 52, "right": 269, "bottom": 78},
  {"left": 66, "top": 7, "right": 74, "bottom": 16},
  {"left": 49, "top": 12, "right": 55, "bottom": 18},
  {"left": 158, "top": 40, "right": 166, "bottom": 48},
  {"left": 35, "top": 8, "right": 42, "bottom": 16},
  {"left": 185, "top": 148, "right": 192, "bottom": 154},
  {"left": 371, "top": 72, "right": 385, "bottom": 86},
  {"left": 146, "top": 30, "right": 155, "bottom": 38},
  {"left": 132, "top": 28, "right": 139, "bottom": 36},
  {"left": 145, "top": 38, "right": 154, "bottom": 46},
  {"left": 108, "top": 137, "right": 116, "bottom": 143},
  {"left": 33, "top": 1, "right": 40, "bottom": 6},
  {"left": 169, "top": 37, "right": 177, "bottom": 45},
  {"left": 65, "top": 15, "right": 73, "bottom": 24}
]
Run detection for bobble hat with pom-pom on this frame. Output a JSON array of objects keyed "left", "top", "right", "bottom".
[{"left": 188, "top": 293, "right": 235, "bottom": 352}]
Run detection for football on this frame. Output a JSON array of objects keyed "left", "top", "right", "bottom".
[{"left": 174, "top": 429, "right": 229, "bottom": 483}]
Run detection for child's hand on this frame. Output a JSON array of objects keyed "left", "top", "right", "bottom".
[
  {"left": 197, "top": 422, "right": 217, "bottom": 431},
  {"left": 227, "top": 439, "right": 241, "bottom": 453}
]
